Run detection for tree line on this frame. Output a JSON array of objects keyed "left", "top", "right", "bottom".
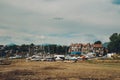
[
  {"left": 0, "top": 44, "right": 69, "bottom": 57},
  {"left": 108, "top": 33, "right": 120, "bottom": 54}
]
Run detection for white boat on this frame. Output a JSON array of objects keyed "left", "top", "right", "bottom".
[{"left": 26, "top": 55, "right": 42, "bottom": 61}]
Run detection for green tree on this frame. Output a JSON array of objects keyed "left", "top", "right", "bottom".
[
  {"left": 108, "top": 33, "right": 120, "bottom": 53},
  {"left": 46, "top": 44, "right": 57, "bottom": 54},
  {"left": 20, "top": 44, "right": 29, "bottom": 52},
  {"left": 94, "top": 41, "right": 102, "bottom": 44},
  {"left": 44, "top": 44, "right": 69, "bottom": 55},
  {"left": 4, "top": 44, "right": 19, "bottom": 56}
]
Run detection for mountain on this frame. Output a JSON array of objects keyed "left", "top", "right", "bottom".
[
  {"left": 103, "top": 42, "right": 109, "bottom": 48},
  {"left": 6, "top": 43, "right": 16, "bottom": 46}
]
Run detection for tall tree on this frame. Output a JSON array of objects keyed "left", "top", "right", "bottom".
[
  {"left": 108, "top": 33, "right": 120, "bottom": 53},
  {"left": 94, "top": 41, "right": 102, "bottom": 44}
]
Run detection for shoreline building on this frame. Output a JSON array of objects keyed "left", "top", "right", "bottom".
[{"left": 68, "top": 43, "right": 106, "bottom": 56}]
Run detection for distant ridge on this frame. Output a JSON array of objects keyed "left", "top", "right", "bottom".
[{"left": 6, "top": 43, "right": 16, "bottom": 46}]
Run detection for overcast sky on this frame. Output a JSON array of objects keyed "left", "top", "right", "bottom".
[{"left": 0, "top": 0, "right": 120, "bottom": 45}]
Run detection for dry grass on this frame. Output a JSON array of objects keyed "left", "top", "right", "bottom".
[
  {"left": 0, "top": 59, "right": 11, "bottom": 65},
  {"left": 0, "top": 59, "right": 120, "bottom": 80}
]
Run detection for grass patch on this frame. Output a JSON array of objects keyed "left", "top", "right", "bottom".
[
  {"left": 42, "top": 66, "right": 66, "bottom": 70},
  {"left": 0, "top": 59, "right": 120, "bottom": 80},
  {"left": 0, "top": 69, "right": 35, "bottom": 80}
]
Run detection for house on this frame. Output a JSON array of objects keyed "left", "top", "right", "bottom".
[
  {"left": 68, "top": 43, "right": 93, "bottom": 54},
  {"left": 81, "top": 43, "right": 93, "bottom": 54},
  {"left": 68, "top": 43, "right": 107, "bottom": 57},
  {"left": 68, "top": 43, "right": 82, "bottom": 52},
  {"left": 93, "top": 44, "right": 104, "bottom": 56}
]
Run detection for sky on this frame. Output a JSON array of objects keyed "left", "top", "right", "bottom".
[{"left": 0, "top": 0, "right": 120, "bottom": 45}]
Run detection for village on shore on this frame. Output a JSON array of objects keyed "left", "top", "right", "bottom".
[{"left": 0, "top": 41, "right": 118, "bottom": 64}]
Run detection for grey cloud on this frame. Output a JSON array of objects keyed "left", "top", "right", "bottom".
[
  {"left": 0, "top": 36, "right": 12, "bottom": 44},
  {"left": 0, "top": 26, "right": 10, "bottom": 29},
  {"left": 0, "top": 36, "right": 12, "bottom": 41},
  {"left": 84, "top": 34, "right": 99, "bottom": 43},
  {"left": 53, "top": 17, "right": 64, "bottom": 20},
  {"left": 44, "top": 0, "right": 58, "bottom": 2},
  {"left": 0, "top": 0, "right": 120, "bottom": 45}
]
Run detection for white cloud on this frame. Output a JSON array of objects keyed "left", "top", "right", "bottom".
[{"left": 0, "top": 0, "right": 120, "bottom": 45}]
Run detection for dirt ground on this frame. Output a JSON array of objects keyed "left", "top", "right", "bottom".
[{"left": 0, "top": 59, "right": 120, "bottom": 80}]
